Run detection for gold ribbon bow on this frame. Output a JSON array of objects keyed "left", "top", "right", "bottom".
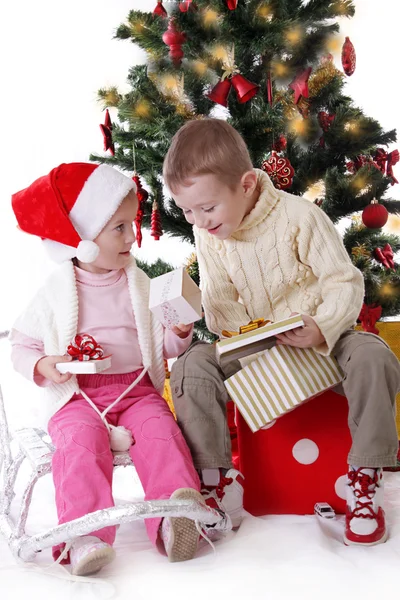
[{"left": 221, "top": 318, "right": 271, "bottom": 338}]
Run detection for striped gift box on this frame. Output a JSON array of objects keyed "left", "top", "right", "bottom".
[{"left": 225, "top": 345, "right": 343, "bottom": 433}]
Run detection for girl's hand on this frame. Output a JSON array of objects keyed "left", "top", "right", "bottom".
[
  {"left": 35, "top": 355, "right": 73, "bottom": 384},
  {"left": 171, "top": 323, "right": 192, "bottom": 339},
  {"left": 275, "top": 314, "right": 325, "bottom": 348}
]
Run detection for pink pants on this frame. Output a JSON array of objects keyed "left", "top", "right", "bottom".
[{"left": 48, "top": 371, "right": 200, "bottom": 560}]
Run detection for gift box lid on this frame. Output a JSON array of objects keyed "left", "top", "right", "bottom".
[
  {"left": 149, "top": 267, "right": 202, "bottom": 327},
  {"left": 216, "top": 314, "right": 304, "bottom": 363}
]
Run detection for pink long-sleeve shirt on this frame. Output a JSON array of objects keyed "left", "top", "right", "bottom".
[{"left": 10, "top": 266, "right": 192, "bottom": 384}]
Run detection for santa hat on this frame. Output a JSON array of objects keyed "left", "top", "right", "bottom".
[{"left": 11, "top": 163, "right": 137, "bottom": 263}]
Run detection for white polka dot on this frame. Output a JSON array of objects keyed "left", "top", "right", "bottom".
[
  {"left": 335, "top": 475, "right": 347, "bottom": 500},
  {"left": 292, "top": 439, "right": 319, "bottom": 464},
  {"left": 260, "top": 420, "right": 276, "bottom": 430}
]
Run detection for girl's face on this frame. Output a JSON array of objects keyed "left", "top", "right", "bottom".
[{"left": 77, "top": 191, "right": 138, "bottom": 273}]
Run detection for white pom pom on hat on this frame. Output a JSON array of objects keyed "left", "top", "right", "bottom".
[{"left": 11, "top": 163, "right": 137, "bottom": 263}]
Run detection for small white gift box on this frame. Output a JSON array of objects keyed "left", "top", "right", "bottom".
[
  {"left": 149, "top": 267, "right": 202, "bottom": 328},
  {"left": 56, "top": 356, "right": 112, "bottom": 374}
]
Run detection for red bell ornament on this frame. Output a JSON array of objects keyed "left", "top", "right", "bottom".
[
  {"left": 231, "top": 74, "right": 259, "bottom": 103},
  {"left": 341, "top": 36, "right": 356, "bottom": 76},
  {"left": 226, "top": 0, "right": 238, "bottom": 8},
  {"left": 208, "top": 78, "right": 232, "bottom": 107},
  {"left": 362, "top": 199, "right": 389, "bottom": 229},
  {"left": 162, "top": 19, "right": 186, "bottom": 66}
]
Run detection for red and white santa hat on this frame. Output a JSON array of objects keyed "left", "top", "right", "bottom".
[{"left": 12, "top": 163, "right": 137, "bottom": 263}]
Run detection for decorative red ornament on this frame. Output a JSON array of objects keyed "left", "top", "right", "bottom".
[
  {"left": 358, "top": 303, "right": 382, "bottom": 335},
  {"left": 266, "top": 72, "right": 273, "bottom": 105},
  {"left": 208, "top": 73, "right": 258, "bottom": 106},
  {"left": 289, "top": 67, "right": 312, "bottom": 104},
  {"left": 341, "top": 36, "right": 356, "bottom": 76},
  {"left": 261, "top": 151, "right": 295, "bottom": 190},
  {"left": 207, "top": 78, "right": 232, "bottom": 107},
  {"left": 226, "top": 0, "right": 238, "bottom": 9},
  {"left": 272, "top": 134, "right": 287, "bottom": 153},
  {"left": 153, "top": 0, "right": 167, "bottom": 17},
  {"left": 99, "top": 109, "right": 115, "bottom": 156},
  {"left": 231, "top": 73, "right": 259, "bottom": 103},
  {"left": 67, "top": 334, "right": 104, "bottom": 361},
  {"left": 373, "top": 148, "right": 399, "bottom": 185},
  {"left": 179, "top": 0, "right": 197, "bottom": 11},
  {"left": 374, "top": 244, "right": 395, "bottom": 269},
  {"left": 151, "top": 200, "right": 163, "bottom": 240},
  {"left": 132, "top": 174, "right": 148, "bottom": 249},
  {"left": 346, "top": 154, "right": 377, "bottom": 174},
  {"left": 318, "top": 111, "right": 335, "bottom": 132},
  {"left": 362, "top": 199, "right": 389, "bottom": 229},
  {"left": 162, "top": 19, "right": 186, "bottom": 66}
]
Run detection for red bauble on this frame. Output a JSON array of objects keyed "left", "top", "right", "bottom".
[
  {"left": 208, "top": 79, "right": 232, "bottom": 107},
  {"left": 151, "top": 200, "right": 163, "bottom": 240},
  {"left": 132, "top": 174, "right": 149, "bottom": 249},
  {"left": 99, "top": 109, "right": 115, "bottom": 156},
  {"left": 362, "top": 199, "right": 389, "bottom": 229},
  {"left": 179, "top": 0, "right": 197, "bottom": 11},
  {"left": 226, "top": 0, "right": 238, "bottom": 9},
  {"left": 162, "top": 19, "right": 186, "bottom": 66},
  {"left": 341, "top": 36, "right": 356, "bottom": 76},
  {"left": 261, "top": 151, "right": 294, "bottom": 190},
  {"left": 231, "top": 73, "right": 259, "bottom": 103},
  {"left": 153, "top": 1, "right": 167, "bottom": 17}
]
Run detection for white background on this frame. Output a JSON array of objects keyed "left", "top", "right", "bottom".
[
  {"left": 0, "top": 2, "right": 399, "bottom": 598},
  {"left": 0, "top": 0, "right": 400, "bottom": 331}
]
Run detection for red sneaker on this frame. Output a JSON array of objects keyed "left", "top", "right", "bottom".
[
  {"left": 202, "top": 469, "right": 244, "bottom": 530},
  {"left": 344, "top": 467, "right": 388, "bottom": 546}
]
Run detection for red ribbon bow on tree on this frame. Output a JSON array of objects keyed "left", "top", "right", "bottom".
[
  {"left": 374, "top": 243, "right": 395, "bottom": 269},
  {"left": 358, "top": 303, "right": 382, "bottom": 335},
  {"left": 373, "top": 148, "right": 399, "bottom": 185},
  {"left": 67, "top": 334, "right": 105, "bottom": 361}
]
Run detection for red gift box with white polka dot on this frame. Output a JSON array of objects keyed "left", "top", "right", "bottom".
[{"left": 236, "top": 390, "right": 351, "bottom": 515}]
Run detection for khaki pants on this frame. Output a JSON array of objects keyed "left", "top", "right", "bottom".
[{"left": 170, "top": 330, "right": 400, "bottom": 469}]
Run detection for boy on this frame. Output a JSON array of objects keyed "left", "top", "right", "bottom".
[{"left": 163, "top": 118, "right": 400, "bottom": 546}]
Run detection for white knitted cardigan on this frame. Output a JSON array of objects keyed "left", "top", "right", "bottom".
[{"left": 13, "top": 257, "right": 165, "bottom": 421}]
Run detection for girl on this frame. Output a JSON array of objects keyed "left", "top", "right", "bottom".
[{"left": 9, "top": 162, "right": 204, "bottom": 576}]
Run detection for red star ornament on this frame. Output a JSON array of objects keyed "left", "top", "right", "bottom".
[
  {"left": 289, "top": 67, "right": 312, "bottom": 104},
  {"left": 99, "top": 109, "right": 115, "bottom": 156}
]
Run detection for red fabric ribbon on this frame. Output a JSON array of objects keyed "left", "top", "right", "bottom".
[
  {"left": 67, "top": 334, "right": 104, "bottom": 361},
  {"left": 358, "top": 303, "right": 382, "bottom": 334},
  {"left": 373, "top": 148, "right": 399, "bottom": 184},
  {"left": 374, "top": 243, "right": 395, "bottom": 269}
]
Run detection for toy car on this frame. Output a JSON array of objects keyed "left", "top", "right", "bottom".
[{"left": 314, "top": 502, "right": 336, "bottom": 519}]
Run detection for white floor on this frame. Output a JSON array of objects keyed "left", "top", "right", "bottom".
[{"left": 1, "top": 345, "right": 399, "bottom": 600}]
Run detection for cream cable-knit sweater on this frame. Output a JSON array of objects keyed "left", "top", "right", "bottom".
[
  {"left": 12, "top": 257, "right": 165, "bottom": 420},
  {"left": 194, "top": 169, "right": 364, "bottom": 355}
]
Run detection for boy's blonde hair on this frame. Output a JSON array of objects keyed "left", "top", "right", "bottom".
[{"left": 163, "top": 118, "right": 253, "bottom": 193}]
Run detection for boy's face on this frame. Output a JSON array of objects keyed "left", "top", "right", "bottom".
[
  {"left": 78, "top": 191, "right": 138, "bottom": 273},
  {"left": 172, "top": 171, "right": 258, "bottom": 240}
]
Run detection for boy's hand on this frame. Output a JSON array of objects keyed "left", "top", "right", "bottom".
[
  {"left": 171, "top": 323, "right": 193, "bottom": 339},
  {"left": 275, "top": 314, "right": 325, "bottom": 348},
  {"left": 35, "top": 355, "right": 73, "bottom": 384}
]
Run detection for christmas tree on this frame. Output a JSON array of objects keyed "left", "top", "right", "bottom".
[{"left": 91, "top": 0, "right": 400, "bottom": 340}]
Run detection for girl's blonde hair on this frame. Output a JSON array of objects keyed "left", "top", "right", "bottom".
[{"left": 163, "top": 118, "right": 253, "bottom": 193}]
